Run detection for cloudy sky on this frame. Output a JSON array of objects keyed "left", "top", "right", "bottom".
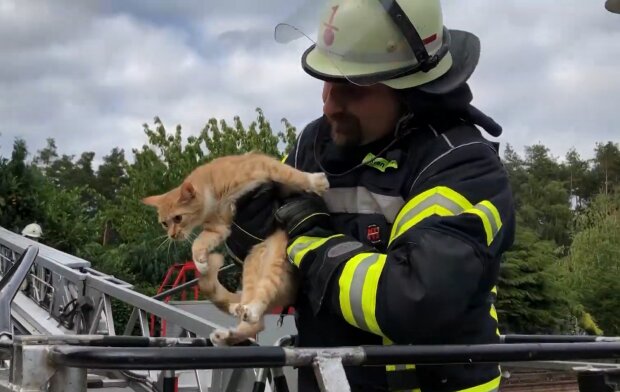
[{"left": 1, "top": 0, "right": 618, "bottom": 167}]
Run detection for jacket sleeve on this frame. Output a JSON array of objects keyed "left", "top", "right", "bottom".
[{"left": 285, "top": 141, "right": 515, "bottom": 343}]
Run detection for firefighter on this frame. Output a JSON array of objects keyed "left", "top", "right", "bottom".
[{"left": 225, "top": 0, "right": 516, "bottom": 390}]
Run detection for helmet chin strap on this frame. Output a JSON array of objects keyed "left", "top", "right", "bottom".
[
  {"left": 377, "top": 0, "right": 449, "bottom": 73},
  {"left": 378, "top": 0, "right": 430, "bottom": 69}
]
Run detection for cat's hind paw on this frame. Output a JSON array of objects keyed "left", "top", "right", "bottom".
[
  {"left": 210, "top": 329, "right": 232, "bottom": 347},
  {"left": 241, "top": 302, "right": 264, "bottom": 324},
  {"left": 193, "top": 260, "right": 209, "bottom": 275}
]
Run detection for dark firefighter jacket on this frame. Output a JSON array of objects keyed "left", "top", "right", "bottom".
[{"left": 281, "top": 112, "right": 516, "bottom": 392}]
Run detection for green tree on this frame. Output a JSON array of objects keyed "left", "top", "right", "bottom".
[
  {"left": 0, "top": 139, "right": 44, "bottom": 232},
  {"left": 497, "top": 219, "right": 571, "bottom": 334},
  {"left": 37, "top": 183, "right": 101, "bottom": 254},
  {"left": 592, "top": 142, "right": 620, "bottom": 196},
  {"left": 33, "top": 138, "right": 59, "bottom": 172},
  {"left": 95, "top": 147, "right": 128, "bottom": 201},
  {"left": 562, "top": 148, "right": 594, "bottom": 210},
  {"left": 562, "top": 192, "right": 620, "bottom": 335}
]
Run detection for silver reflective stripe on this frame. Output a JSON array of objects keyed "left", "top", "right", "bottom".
[
  {"left": 323, "top": 187, "right": 405, "bottom": 223},
  {"left": 392, "top": 194, "right": 465, "bottom": 237},
  {"left": 349, "top": 253, "right": 381, "bottom": 331},
  {"left": 327, "top": 241, "right": 363, "bottom": 258},
  {"left": 475, "top": 203, "right": 499, "bottom": 236}
]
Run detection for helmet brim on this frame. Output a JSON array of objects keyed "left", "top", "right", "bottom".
[
  {"left": 302, "top": 29, "right": 480, "bottom": 95},
  {"left": 414, "top": 30, "right": 480, "bottom": 95}
]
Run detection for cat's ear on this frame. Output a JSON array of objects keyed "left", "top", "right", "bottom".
[
  {"left": 179, "top": 181, "right": 196, "bottom": 203},
  {"left": 141, "top": 195, "right": 162, "bottom": 207}
]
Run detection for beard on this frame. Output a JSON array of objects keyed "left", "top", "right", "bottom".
[{"left": 328, "top": 113, "right": 363, "bottom": 147}]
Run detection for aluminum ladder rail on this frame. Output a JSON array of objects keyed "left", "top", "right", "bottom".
[{"left": 0, "top": 226, "right": 263, "bottom": 391}]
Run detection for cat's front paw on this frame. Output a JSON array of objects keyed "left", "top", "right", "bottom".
[{"left": 307, "top": 172, "right": 329, "bottom": 195}]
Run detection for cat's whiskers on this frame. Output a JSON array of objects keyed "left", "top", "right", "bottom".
[
  {"left": 150, "top": 234, "right": 168, "bottom": 244},
  {"left": 167, "top": 238, "right": 172, "bottom": 263},
  {"left": 156, "top": 237, "right": 171, "bottom": 252}
]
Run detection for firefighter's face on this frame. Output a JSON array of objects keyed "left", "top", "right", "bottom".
[{"left": 322, "top": 82, "right": 400, "bottom": 147}]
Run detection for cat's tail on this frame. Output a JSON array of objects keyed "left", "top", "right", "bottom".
[{"left": 196, "top": 253, "right": 241, "bottom": 314}]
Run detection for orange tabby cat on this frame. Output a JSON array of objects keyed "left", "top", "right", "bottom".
[{"left": 142, "top": 152, "right": 329, "bottom": 345}]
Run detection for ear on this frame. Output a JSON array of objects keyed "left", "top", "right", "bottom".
[
  {"left": 179, "top": 181, "right": 196, "bottom": 203},
  {"left": 141, "top": 195, "right": 161, "bottom": 207}
]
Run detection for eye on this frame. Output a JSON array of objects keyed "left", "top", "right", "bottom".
[
  {"left": 173, "top": 215, "right": 182, "bottom": 224},
  {"left": 161, "top": 221, "right": 168, "bottom": 228}
]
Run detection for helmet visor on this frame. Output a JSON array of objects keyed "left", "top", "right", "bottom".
[{"left": 274, "top": 0, "right": 450, "bottom": 86}]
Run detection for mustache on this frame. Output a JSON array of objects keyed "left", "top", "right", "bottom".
[{"left": 328, "top": 113, "right": 360, "bottom": 128}]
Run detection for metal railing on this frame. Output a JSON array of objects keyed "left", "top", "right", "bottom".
[
  {"left": 0, "top": 227, "right": 619, "bottom": 392},
  {"left": 0, "top": 227, "right": 260, "bottom": 391}
]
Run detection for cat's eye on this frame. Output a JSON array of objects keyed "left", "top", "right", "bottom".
[
  {"left": 173, "top": 215, "right": 182, "bottom": 224},
  {"left": 161, "top": 221, "right": 168, "bottom": 228}
]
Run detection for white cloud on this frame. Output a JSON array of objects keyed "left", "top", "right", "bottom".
[{"left": 0, "top": 1, "right": 618, "bottom": 167}]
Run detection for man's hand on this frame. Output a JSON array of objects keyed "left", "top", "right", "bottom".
[
  {"left": 224, "top": 183, "right": 281, "bottom": 264},
  {"left": 275, "top": 193, "right": 333, "bottom": 239},
  {"left": 225, "top": 183, "right": 334, "bottom": 266}
]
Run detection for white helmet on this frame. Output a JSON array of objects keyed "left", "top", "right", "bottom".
[
  {"left": 276, "top": 0, "right": 480, "bottom": 94},
  {"left": 21, "top": 223, "right": 43, "bottom": 239}
]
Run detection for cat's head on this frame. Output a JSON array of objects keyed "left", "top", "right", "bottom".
[{"left": 142, "top": 181, "right": 211, "bottom": 240}]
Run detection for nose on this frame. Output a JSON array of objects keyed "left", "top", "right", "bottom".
[{"left": 322, "top": 82, "right": 345, "bottom": 117}]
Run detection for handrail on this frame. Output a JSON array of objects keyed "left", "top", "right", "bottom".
[
  {"left": 47, "top": 342, "right": 620, "bottom": 370},
  {"left": 502, "top": 334, "right": 620, "bottom": 343},
  {"left": 0, "top": 246, "right": 38, "bottom": 340}
]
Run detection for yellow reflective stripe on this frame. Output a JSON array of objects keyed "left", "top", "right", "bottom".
[
  {"left": 464, "top": 200, "right": 503, "bottom": 245},
  {"left": 490, "top": 304, "right": 498, "bottom": 322},
  {"left": 338, "top": 253, "right": 387, "bottom": 336},
  {"left": 286, "top": 234, "right": 344, "bottom": 267},
  {"left": 390, "top": 186, "right": 503, "bottom": 246},
  {"left": 361, "top": 254, "right": 387, "bottom": 336},
  {"left": 383, "top": 338, "right": 416, "bottom": 373},
  {"left": 480, "top": 200, "right": 502, "bottom": 231},
  {"left": 280, "top": 154, "right": 288, "bottom": 163},
  {"left": 394, "top": 205, "right": 457, "bottom": 242},
  {"left": 456, "top": 375, "right": 501, "bottom": 392},
  {"left": 436, "top": 186, "right": 473, "bottom": 209},
  {"left": 386, "top": 364, "right": 417, "bottom": 371},
  {"left": 490, "top": 287, "right": 500, "bottom": 336},
  {"left": 390, "top": 186, "right": 473, "bottom": 243},
  {"left": 463, "top": 208, "right": 494, "bottom": 245}
]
